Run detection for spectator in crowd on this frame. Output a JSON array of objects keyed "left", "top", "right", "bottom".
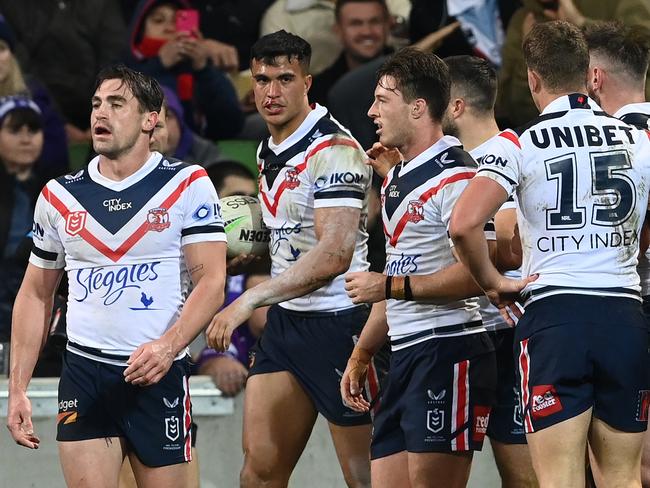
[
  {"left": 196, "top": 161, "right": 269, "bottom": 397},
  {"left": 0, "top": 96, "right": 44, "bottom": 342},
  {"left": 159, "top": 86, "right": 227, "bottom": 166},
  {"left": 0, "top": 0, "right": 127, "bottom": 142},
  {"left": 126, "top": 0, "right": 244, "bottom": 140},
  {"left": 194, "top": 0, "right": 276, "bottom": 72},
  {"left": 0, "top": 16, "right": 68, "bottom": 182},
  {"left": 309, "top": 0, "right": 392, "bottom": 106},
  {"left": 497, "top": 0, "right": 650, "bottom": 127}
]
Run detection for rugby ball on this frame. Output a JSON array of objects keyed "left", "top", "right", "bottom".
[{"left": 220, "top": 195, "right": 270, "bottom": 258}]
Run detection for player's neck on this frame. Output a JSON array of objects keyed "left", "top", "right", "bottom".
[
  {"left": 458, "top": 116, "right": 500, "bottom": 152},
  {"left": 268, "top": 103, "right": 313, "bottom": 146},
  {"left": 401, "top": 124, "right": 444, "bottom": 162},
  {"left": 600, "top": 87, "right": 646, "bottom": 116},
  {"left": 536, "top": 88, "right": 587, "bottom": 112},
  {"left": 97, "top": 143, "right": 152, "bottom": 181}
]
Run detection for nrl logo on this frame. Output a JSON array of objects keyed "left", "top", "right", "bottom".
[
  {"left": 165, "top": 416, "right": 180, "bottom": 441},
  {"left": 427, "top": 409, "right": 444, "bottom": 433},
  {"left": 65, "top": 211, "right": 87, "bottom": 236}
]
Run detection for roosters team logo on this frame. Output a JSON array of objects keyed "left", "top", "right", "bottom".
[
  {"left": 406, "top": 200, "right": 424, "bottom": 223},
  {"left": 147, "top": 208, "right": 171, "bottom": 232},
  {"left": 65, "top": 211, "right": 87, "bottom": 236},
  {"left": 284, "top": 169, "right": 300, "bottom": 190}
]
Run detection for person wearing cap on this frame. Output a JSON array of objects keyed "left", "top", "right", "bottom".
[
  {"left": 0, "top": 14, "right": 69, "bottom": 182},
  {"left": 0, "top": 95, "right": 44, "bottom": 342}
]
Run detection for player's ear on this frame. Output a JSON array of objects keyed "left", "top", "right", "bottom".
[
  {"left": 590, "top": 66, "right": 603, "bottom": 92},
  {"left": 451, "top": 98, "right": 465, "bottom": 119},
  {"left": 304, "top": 73, "right": 312, "bottom": 95},
  {"left": 142, "top": 111, "right": 158, "bottom": 132},
  {"left": 527, "top": 68, "right": 541, "bottom": 95},
  {"left": 411, "top": 98, "right": 427, "bottom": 119}
]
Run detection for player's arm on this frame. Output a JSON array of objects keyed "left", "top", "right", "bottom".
[
  {"left": 206, "top": 205, "right": 361, "bottom": 350},
  {"left": 341, "top": 301, "right": 388, "bottom": 412},
  {"left": 7, "top": 264, "right": 63, "bottom": 449},
  {"left": 124, "top": 240, "right": 227, "bottom": 386},
  {"left": 495, "top": 206, "right": 521, "bottom": 272}
]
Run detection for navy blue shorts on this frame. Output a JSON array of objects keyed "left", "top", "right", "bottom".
[
  {"left": 515, "top": 294, "right": 650, "bottom": 434},
  {"left": 249, "top": 304, "right": 384, "bottom": 426},
  {"left": 57, "top": 350, "right": 193, "bottom": 467},
  {"left": 370, "top": 332, "right": 496, "bottom": 459},
  {"left": 486, "top": 328, "right": 526, "bottom": 444}
]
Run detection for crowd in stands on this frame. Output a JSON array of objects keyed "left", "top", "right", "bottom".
[{"left": 0, "top": 0, "right": 649, "bottom": 391}]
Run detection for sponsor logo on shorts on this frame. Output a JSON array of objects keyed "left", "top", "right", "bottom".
[
  {"left": 427, "top": 389, "right": 446, "bottom": 402},
  {"left": 165, "top": 416, "right": 180, "bottom": 441},
  {"left": 426, "top": 408, "right": 444, "bottom": 434},
  {"left": 513, "top": 387, "right": 524, "bottom": 427},
  {"left": 530, "top": 385, "right": 563, "bottom": 419},
  {"left": 472, "top": 405, "right": 491, "bottom": 443},
  {"left": 163, "top": 397, "right": 179, "bottom": 409},
  {"left": 57, "top": 398, "right": 79, "bottom": 425},
  {"left": 636, "top": 390, "right": 650, "bottom": 422}
]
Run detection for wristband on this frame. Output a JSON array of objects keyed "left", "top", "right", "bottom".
[
  {"left": 391, "top": 276, "right": 406, "bottom": 300},
  {"left": 404, "top": 275, "right": 413, "bottom": 301}
]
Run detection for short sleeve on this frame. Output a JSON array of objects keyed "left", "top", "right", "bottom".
[
  {"left": 181, "top": 169, "right": 226, "bottom": 247},
  {"left": 475, "top": 130, "right": 523, "bottom": 196},
  {"left": 308, "top": 138, "right": 372, "bottom": 209},
  {"left": 29, "top": 187, "right": 65, "bottom": 269}
]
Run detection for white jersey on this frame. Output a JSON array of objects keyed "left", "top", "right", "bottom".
[
  {"left": 30, "top": 152, "right": 226, "bottom": 363},
  {"left": 614, "top": 102, "right": 650, "bottom": 296},
  {"left": 257, "top": 104, "right": 371, "bottom": 312},
  {"left": 471, "top": 140, "right": 521, "bottom": 331},
  {"left": 476, "top": 94, "right": 650, "bottom": 305},
  {"left": 382, "top": 136, "right": 494, "bottom": 351}
]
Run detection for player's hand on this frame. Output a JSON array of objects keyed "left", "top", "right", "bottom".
[
  {"left": 203, "top": 38, "right": 239, "bottom": 72},
  {"left": 226, "top": 253, "right": 260, "bottom": 276},
  {"left": 124, "top": 337, "right": 176, "bottom": 386},
  {"left": 366, "top": 143, "right": 402, "bottom": 179},
  {"left": 6, "top": 391, "right": 40, "bottom": 449},
  {"left": 542, "top": 0, "right": 586, "bottom": 26},
  {"left": 206, "top": 298, "right": 254, "bottom": 351},
  {"left": 201, "top": 356, "right": 248, "bottom": 397},
  {"left": 345, "top": 271, "right": 386, "bottom": 304},
  {"left": 340, "top": 347, "right": 372, "bottom": 413},
  {"left": 484, "top": 274, "right": 538, "bottom": 326}
]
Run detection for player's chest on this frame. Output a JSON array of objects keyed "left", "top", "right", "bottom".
[
  {"left": 381, "top": 176, "right": 440, "bottom": 240},
  {"left": 259, "top": 161, "right": 313, "bottom": 223}
]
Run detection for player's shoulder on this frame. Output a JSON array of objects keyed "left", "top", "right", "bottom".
[
  {"left": 155, "top": 156, "right": 198, "bottom": 173},
  {"left": 52, "top": 167, "right": 90, "bottom": 188}
]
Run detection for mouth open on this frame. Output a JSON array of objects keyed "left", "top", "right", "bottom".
[{"left": 94, "top": 126, "right": 111, "bottom": 136}]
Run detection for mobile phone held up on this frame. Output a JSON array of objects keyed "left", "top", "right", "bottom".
[{"left": 176, "top": 9, "right": 199, "bottom": 37}]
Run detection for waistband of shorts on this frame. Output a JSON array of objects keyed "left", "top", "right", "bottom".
[
  {"left": 390, "top": 320, "right": 484, "bottom": 349},
  {"left": 522, "top": 285, "right": 641, "bottom": 307},
  {"left": 275, "top": 304, "right": 369, "bottom": 318},
  {"left": 67, "top": 341, "right": 131, "bottom": 362}
]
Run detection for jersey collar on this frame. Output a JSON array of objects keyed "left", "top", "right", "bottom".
[
  {"left": 88, "top": 151, "right": 163, "bottom": 191},
  {"left": 613, "top": 102, "right": 650, "bottom": 119},
  {"left": 398, "top": 135, "right": 462, "bottom": 176},
  {"left": 267, "top": 103, "right": 328, "bottom": 155},
  {"left": 541, "top": 93, "right": 601, "bottom": 115}
]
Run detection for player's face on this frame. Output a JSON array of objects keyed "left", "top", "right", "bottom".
[
  {"left": 441, "top": 105, "right": 460, "bottom": 138},
  {"left": 150, "top": 105, "right": 169, "bottom": 153},
  {"left": 143, "top": 4, "right": 177, "bottom": 40},
  {"left": 0, "top": 117, "right": 43, "bottom": 170},
  {"left": 251, "top": 57, "right": 312, "bottom": 129},
  {"left": 91, "top": 78, "right": 156, "bottom": 160},
  {"left": 337, "top": 3, "right": 389, "bottom": 63},
  {"left": 368, "top": 75, "right": 412, "bottom": 148}
]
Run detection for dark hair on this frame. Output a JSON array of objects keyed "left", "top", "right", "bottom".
[
  {"left": 444, "top": 55, "right": 497, "bottom": 114},
  {"left": 376, "top": 47, "right": 450, "bottom": 122},
  {"left": 523, "top": 21, "right": 589, "bottom": 92},
  {"left": 335, "top": 0, "right": 388, "bottom": 21},
  {"left": 583, "top": 21, "right": 650, "bottom": 81},
  {"left": 250, "top": 30, "right": 312, "bottom": 72},
  {"left": 2, "top": 107, "right": 42, "bottom": 132},
  {"left": 94, "top": 64, "right": 164, "bottom": 113},
  {"left": 206, "top": 161, "right": 256, "bottom": 194}
]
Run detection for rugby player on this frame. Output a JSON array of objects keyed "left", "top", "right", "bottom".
[
  {"left": 7, "top": 65, "right": 227, "bottom": 487},
  {"left": 450, "top": 21, "right": 650, "bottom": 487},
  {"left": 205, "top": 31, "right": 376, "bottom": 487}
]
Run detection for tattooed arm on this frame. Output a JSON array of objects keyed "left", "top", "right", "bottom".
[
  {"left": 206, "top": 207, "right": 361, "bottom": 350},
  {"left": 124, "top": 241, "right": 227, "bottom": 385}
]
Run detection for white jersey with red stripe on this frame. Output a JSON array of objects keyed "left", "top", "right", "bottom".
[
  {"left": 476, "top": 94, "right": 650, "bottom": 305},
  {"left": 257, "top": 103, "right": 371, "bottom": 312},
  {"left": 382, "top": 136, "right": 492, "bottom": 350},
  {"left": 29, "top": 152, "right": 226, "bottom": 362},
  {"left": 613, "top": 102, "right": 650, "bottom": 297},
  {"left": 471, "top": 139, "right": 522, "bottom": 331}
]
